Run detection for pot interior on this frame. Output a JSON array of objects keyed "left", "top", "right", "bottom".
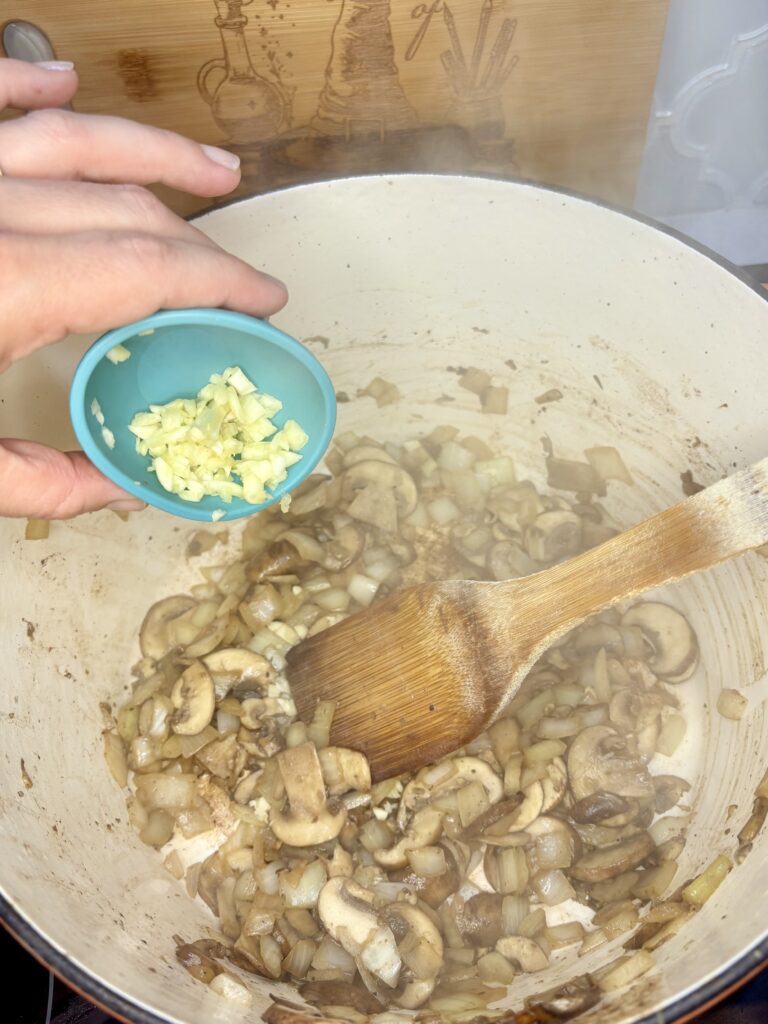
[{"left": 1, "top": 175, "right": 767, "bottom": 1024}]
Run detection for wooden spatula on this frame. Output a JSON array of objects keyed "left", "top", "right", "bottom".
[{"left": 286, "top": 457, "right": 768, "bottom": 781}]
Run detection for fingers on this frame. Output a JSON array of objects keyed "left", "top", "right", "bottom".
[
  {"left": 0, "top": 57, "right": 78, "bottom": 112},
  {"left": 0, "top": 106, "right": 242, "bottom": 196},
  {"left": 0, "top": 439, "right": 144, "bottom": 519},
  {"left": 0, "top": 230, "right": 288, "bottom": 366},
  {"left": 0, "top": 177, "right": 220, "bottom": 249}
]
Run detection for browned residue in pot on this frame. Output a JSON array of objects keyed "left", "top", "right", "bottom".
[
  {"left": 535, "top": 388, "right": 564, "bottom": 405},
  {"left": 681, "top": 470, "right": 705, "bottom": 496}
]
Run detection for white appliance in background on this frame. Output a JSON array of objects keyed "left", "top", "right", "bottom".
[{"left": 635, "top": 0, "right": 768, "bottom": 267}]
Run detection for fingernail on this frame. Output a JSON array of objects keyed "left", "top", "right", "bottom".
[
  {"left": 107, "top": 499, "right": 146, "bottom": 512},
  {"left": 35, "top": 60, "right": 75, "bottom": 71},
  {"left": 261, "top": 271, "right": 287, "bottom": 292},
  {"left": 201, "top": 143, "right": 241, "bottom": 171}
]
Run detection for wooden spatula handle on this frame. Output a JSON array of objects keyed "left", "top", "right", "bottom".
[{"left": 511, "top": 457, "right": 768, "bottom": 636}]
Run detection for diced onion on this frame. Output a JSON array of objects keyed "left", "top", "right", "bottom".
[
  {"left": 438, "top": 441, "right": 476, "bottom": 472},
  {"left": 597, "top": 951, "right": 654, "bottom": 993},
  {"left": 348, "top": 574, "right": 380, "bottom": 607},
  {"left": 134, "top": 773, "right": 198, "bottom": 812},
  {"left": 717, "top": 689, "right": 748, "bottom": 720},
  {"left": 428, "top": 496, "right": 461, "bottom": 525},
  {"left": 209, "top": 972, "right": 252, "bottom": 1006},
  {"left": 407, "top": 846, "right": 447, "bottom": 877},
  {"left": 523, "top": 739, "right": 566, "bottom": 765},
  {"left": 682, "top": 854, "right": 732, "bottom": 906},
  {"left": 584, "top": 446, "right": 634, "bottom": 486},
  {"left": 632, "top": 861, "right": 677, "bottom": 901},
  {"left": 656, "top": 713, "right": 687, "bottom": 756},
  {"left": 532, "top": 869, "right": 575, "bottom": 906},
  {"left": 25, "top": 518, "right": 50, "bottom": 540},
  {"left": 477, "top": 951, "right": 515, "bottom": 984},
  {"left": 544, "top": 921, "right": 584, "bottom": 949},
  {"left": 216, "top": 710, "right": 240, "bottom": 735}
]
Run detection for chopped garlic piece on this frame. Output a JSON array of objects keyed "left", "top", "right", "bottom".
[
  {"left": 128, "top": 366, "right": 308, "bottom": 504},
  {"left": 106, "top": 343, "right": 131, "bottom": 364},
  {"left": 90, "top": 399, "right": 105, "bottom": 426},
  {"left": 101, "top": 426, "right": 116, "bottom": 449},
  {"left": 211, "top": 509, "right": 226, "bottom": 522}
]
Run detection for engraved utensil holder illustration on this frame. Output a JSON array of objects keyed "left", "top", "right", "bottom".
[{"left": 198, "top": 0, "right": 286, "bottom": 145}]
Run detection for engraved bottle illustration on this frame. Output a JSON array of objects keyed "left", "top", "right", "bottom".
[
  {"left": 198, "top": 0, "right": 287, "bottom": 145},
  {"left": 311, "top": 0, "right": 417, "bottom": 141}
]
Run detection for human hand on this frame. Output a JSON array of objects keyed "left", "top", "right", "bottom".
[{"left": 0, "top": 58, "right": 288, "bottom": 519}]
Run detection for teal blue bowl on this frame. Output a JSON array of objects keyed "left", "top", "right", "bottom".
[{"left": 69, "top": 309, "right": 336, "bottom": 522}]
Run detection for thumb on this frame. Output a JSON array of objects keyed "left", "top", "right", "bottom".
[{"left": 0, "top": 439, "right": 145, "bottom": 518}]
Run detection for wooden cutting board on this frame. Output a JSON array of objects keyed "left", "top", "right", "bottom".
[{"left": 1, "top": 0, "right": 669, "bottom": 217}]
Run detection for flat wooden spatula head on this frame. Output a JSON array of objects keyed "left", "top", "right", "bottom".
[
  {"left": 287, "top": 458, "right": 768, "bottom": 783},
  {"left": 286, "top": 581, "right": 507, "bottom": 781}
]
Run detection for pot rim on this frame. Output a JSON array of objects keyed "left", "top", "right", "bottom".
[
  {"left": 4, "top": 172, "right": 767, "bottom": 1024},
  {"left": 193, "top": 170, "right": 768, "bottom": 307},
  {"left": 2, "top": 895, "right": 767, "bottom": 1024}
]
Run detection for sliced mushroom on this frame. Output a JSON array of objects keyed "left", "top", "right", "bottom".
[
  {"left": 573, "top": 623, "right": 623, "bottom": 657},
  {"left": 247, "top": 540, "right": 307, "bottom": 582},
  {"left": 317, "top": 877, "right": 401, "bottom": 987},
  {"left": 569, "top": 831, "right": 655, "bottom": 882},
  {"left": 460, "top": 795, "right": 524, "bottom": 840},
  {"left": 384, "top": 903, "right": 444, "bottom": 1008},
  {"left": 288, "top": 476, "right": 342, "bottom": 518},
  {"left": 567, "top": 726, "right": 654, "bottom": 802},
  {"left": 541, "top": 757, "right": 567, "bottom": 812},
  {"left": 343, "top": 445, "right": 397, "bottom": 468},
  {"left": 491, "top": 781, "right": 544, "bottom": 837},
  {"left": 529, "top": 976, "right": 600, "bottom": 1017},
  {"left": 524, "top": 510, "right": 582, "bottom": 563},
  {"left": 397, "top": 757, "right": 503, "bottom": 830},
  {"left": 495, "top": 936, "right": 549, "bottom": 973},
  {"left": 570, "top": 790, "right": 633, "bottom": 825},
  {"left": 139, "top": 595, "right": 195, "bottom": 660},
  {"left": 270, "top": 743, "right": 347, "bottom": 847},
  {"left": 175, "top": 942, "right": 222, "bottom": 984},
  {"left": 374, "top": 807, "right": 443, "bottom": 869},
  {"left": 299, "top": 980, "right": 384, "bottom": 1015},
  {"left": 487, "top": 541, "right": 538, "bottom": 581},
  {"left": 183, "top": 615, "right": 229, "bottom": 659},
  {"left": 171, "top": 661, "right": 215, "bottom": 735},
  {"left": 455, "top": 893, "right": 505, "bottom": 948},
  {"left": 653, "top": 775, "right": 691, "bottom": 815},
  {"left": 342, "top": 462, "right": 418, "bottom": 519},
  {"left": 321, "top": 525, "right": 365, "bottom": 572},
  {"left": 196, "top": 733, "right": 245, "bottom": 781},
  {"left": 203, "top": 648, "right": 275, "bottom": 700},
  {"left": 319, "top": 747, "right": 372, "bottom": 796},
  {"left": 620, "top": 602, "right": 699, "bottom": 681},
  {"left": 347, "top": 482, "right": 399, "bottom": 534}
]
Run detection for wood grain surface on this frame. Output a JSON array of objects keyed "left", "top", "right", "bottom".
[{"left": 1, "top": 1, "right": 669, "bottom": 215}]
